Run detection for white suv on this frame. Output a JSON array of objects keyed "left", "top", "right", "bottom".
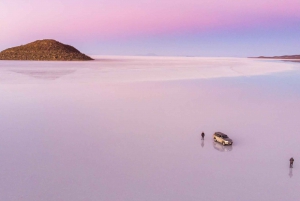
[{"left": 213, "top": 132, "right": 233, "bottom": 146}]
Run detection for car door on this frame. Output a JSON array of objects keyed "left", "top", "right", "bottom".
[
  {"left": 217, "top": 135, "right": 222, "bottom": 143},
  {"left": 218, "top": 135, "right": 223, "bottom": 143},
  {"left": 215, "top": 134, "right": 220, "bottom": 142}
]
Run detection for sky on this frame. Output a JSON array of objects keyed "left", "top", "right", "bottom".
[{"left": 0, "top": 0, "right": 300, "bottom": 57}]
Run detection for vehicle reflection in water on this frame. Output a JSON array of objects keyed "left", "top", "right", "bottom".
[
  {"left": 201, "top": 140, "right": 204, "bottom": 148},
  {"left": 289, "top": 168, "right": 293, "bottom": 178},
  {"left": 213, "top": 141, "right": 233, "bottom": 152}
]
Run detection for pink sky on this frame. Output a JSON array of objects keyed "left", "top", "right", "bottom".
[{"left": 1, "top": 0, "right": 300, "bottom": 56}]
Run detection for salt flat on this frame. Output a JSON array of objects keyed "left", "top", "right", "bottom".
[
  {"left": 0, "top": 57, "right": 300, "bottom": 201},
  {"left": 0, "top": 56, "right": 295, "bottom": 84}
]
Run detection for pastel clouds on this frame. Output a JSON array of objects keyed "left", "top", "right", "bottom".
[{"left": 1, "top": 0, "right": 300, "bottom": 55}]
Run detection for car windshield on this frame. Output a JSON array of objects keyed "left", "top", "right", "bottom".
[{"left": 222, "top": 135, "right": 228, "bottom": 138}]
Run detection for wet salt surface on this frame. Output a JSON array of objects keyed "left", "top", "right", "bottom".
[
  {"left": 0, "top": 57, "right": 300, "bottom": 201},
  {"left": 0, "top": 56, "right": 295, "bottom": 83}
]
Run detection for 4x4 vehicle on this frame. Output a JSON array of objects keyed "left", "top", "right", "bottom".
[{"left": 213, "top": 132, "right": 233, "bottom": 146}]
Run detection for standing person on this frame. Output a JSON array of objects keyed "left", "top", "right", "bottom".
[
  {"left": 201, "top": 132, "right": 205, "bottom": 140},
  {"left": 290, "top": 157, "right": 294, "bottom": 168}
]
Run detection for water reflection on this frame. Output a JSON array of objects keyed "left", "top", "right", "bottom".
[
  {"left": 201, "top": 140, "right": 204, "bottom": 148},
  {"left": 213, "top": 141, "right": 233, "bottom": 152},
  {"left": 11, "top": 70, "right": 76, "bottom": 80},
  {"left": 289, "top": 168, "right": 293, "bottom": 178}
]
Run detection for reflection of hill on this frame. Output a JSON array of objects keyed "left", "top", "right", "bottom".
[{"left": 11, "top": 70, "right": 76, "bottom": 80}]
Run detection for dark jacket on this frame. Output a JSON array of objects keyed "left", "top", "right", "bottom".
[{"left": 290, "top": 158, "right": 294, "bottom": 163}]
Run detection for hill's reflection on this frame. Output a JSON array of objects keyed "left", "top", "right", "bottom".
[{"left": 11, "top": 70, "right": 76, "bottom": 80}]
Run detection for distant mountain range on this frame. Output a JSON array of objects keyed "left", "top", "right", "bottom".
[
  {"left": 0, "top": 39, "right": 93, "bottom": 61},
  {"left": 253, "top": 55, "right": 300, "bottom": 59}
]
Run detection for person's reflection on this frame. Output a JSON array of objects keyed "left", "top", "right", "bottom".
[
  {"left": 201, "top": 140, "right": 204, "bottom": 148},
  {"left": 289, "top": 168, "right": 293, "bottom": 178}
]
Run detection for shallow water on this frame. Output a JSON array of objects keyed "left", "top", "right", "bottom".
[{"left": 0, "top": 57, "right": 300, "bottom": 201}]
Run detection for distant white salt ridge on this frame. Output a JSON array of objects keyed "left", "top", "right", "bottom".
[
  {"left": 0, "top": 56, "right": 296, "bottom": 84},
  {"left": 87, "top": 56, "right": 294, "bottom": 82}
]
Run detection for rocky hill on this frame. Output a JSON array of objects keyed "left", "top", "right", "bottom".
[{"left": 0, "top": 39, "right": 93, "bottom": 61}]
